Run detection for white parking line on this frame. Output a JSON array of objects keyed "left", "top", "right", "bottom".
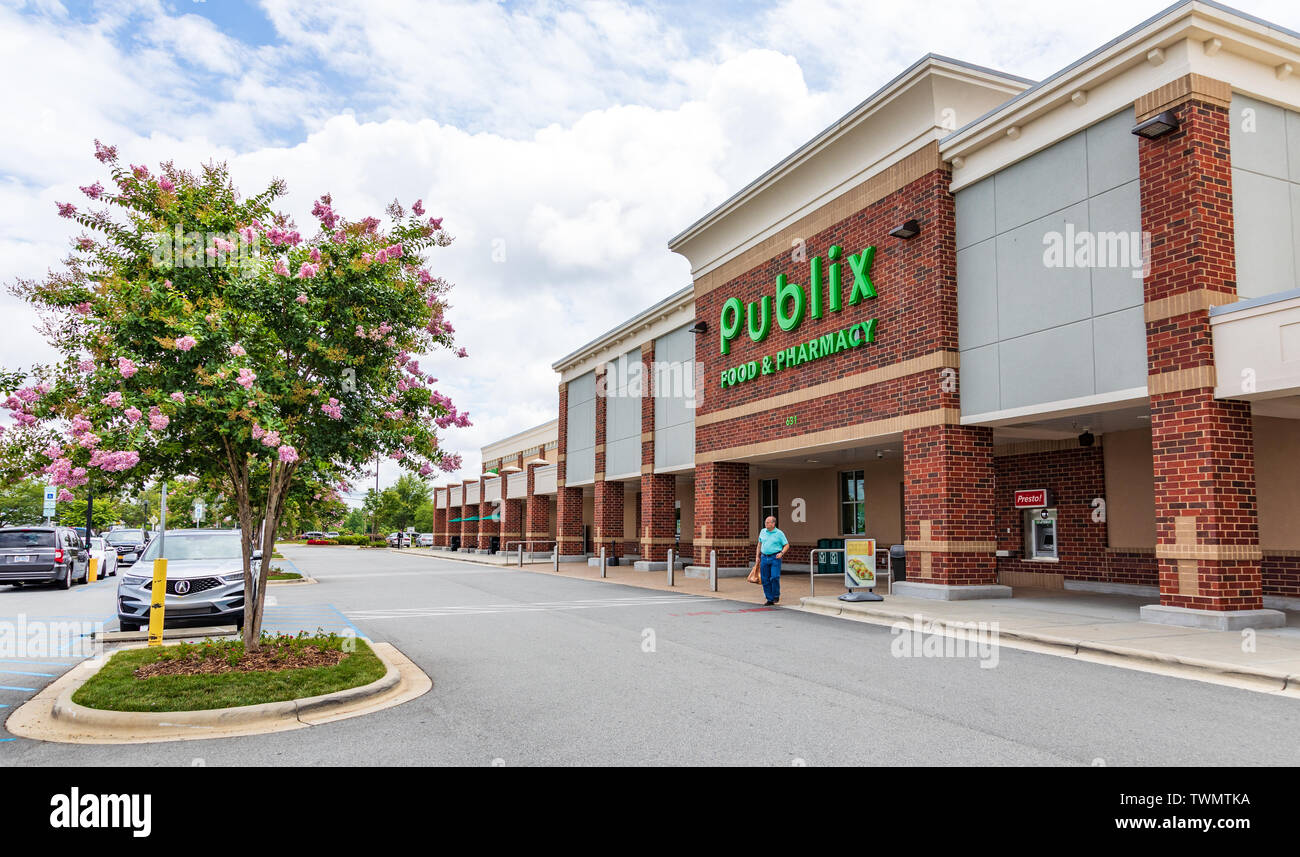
[{"left": 346, "top": 594, "right": 700, "bottom": 620}]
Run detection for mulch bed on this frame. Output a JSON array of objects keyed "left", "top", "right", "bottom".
[{"left": 133, "top": 647, "right": 350, "bottom": 678}]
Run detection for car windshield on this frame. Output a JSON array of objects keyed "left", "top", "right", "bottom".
[
  {"left": 106, "top": 530, "right": 144, "bottom": 544},
  {"left": 90, "top": 538, "right": 106, "bottom": 550},
  {"left": 0, "top": 530, "right": 56, "bottom": 548},
  {"left": 140, "top": 532, "right": 242, "bottom": 561}
]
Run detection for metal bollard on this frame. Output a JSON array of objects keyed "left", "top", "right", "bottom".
[
  {"left": 553, "top": 547, "right": 559, "bottom": 573},
  {"left": 709, "top": 550, "right": 717, "bottom": 592},
  {"left": 518, "top": 544, "right": 524, "bottom": 567},
  {"left": 666, "top": 548, "right": 674, "bottom": 587},
  {"left": 600, "top": 546, "right": 607, "bottom": 579}
]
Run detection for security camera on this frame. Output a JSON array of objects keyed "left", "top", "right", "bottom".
[
  {"left": 876, "top": 450, "right": 884, "bottom": 459},
  {"left": 1078, "top": 430, "right": 1095, "bottom": 447}
]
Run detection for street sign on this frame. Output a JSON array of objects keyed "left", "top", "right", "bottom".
[
  {"left": 194, "top": 500, "right": 205, "bottom": 523},
  {"left": 43, "top": 485, "right": 57, "bottom": 517}
]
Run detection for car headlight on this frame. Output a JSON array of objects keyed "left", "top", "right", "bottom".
[
  {"left": 122, "top": 575, "right": 148, "bottom": 586},
  {"left": 220, "top": 572, "right": 245, "bottom": 583}
]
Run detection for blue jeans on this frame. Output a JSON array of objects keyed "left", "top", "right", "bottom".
[{"left": 760, "top": 554, "right": 782, "bottom": 602}]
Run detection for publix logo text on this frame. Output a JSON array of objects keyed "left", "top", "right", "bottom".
[{"left": 718, "top": 244, "right": 878, "bottom": 389}]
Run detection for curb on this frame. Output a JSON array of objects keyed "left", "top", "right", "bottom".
[
  {"left": 797, "top": 597, "right": 1300, "bottom": 696},
  {"left": 268, "top": 576, "right": 318, "bottom": 585},
  {"left": 5, "top": 639, "right": 432, "bottom": 744}
]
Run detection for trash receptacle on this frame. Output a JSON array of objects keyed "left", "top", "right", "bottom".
[
  {"left": 889, "top": 544, "right": 906, "bottom": 581},
  {"left": 450, "top": 535, "right": 461, "bottom": 552},
  {"left": 489, "top": 535, "right": 500, "bottom": 554},
  {"left": 816, "top": 538, "right": 844, "bottom": 575}
]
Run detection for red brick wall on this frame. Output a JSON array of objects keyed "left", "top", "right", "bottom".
[
  {"left": 556, "top": 486, "right": 584, "bottom": 555},
  {"left": 433, "top": 502, "right": 447, "bottom": 547},
  {"left": 1139, "top": 97, "right": 1262, "bottom": 611},
  {"left": 1264, "top": 555, "right": 1300, "bottom": 600},
  {"left": 501, "top": 497, "right": 523, "bottom": 544},
  {"left": 460, "top": 484, "right": 478, "bottom": 548},
  {"left": 639, "top": 473, "right": 675, "bottom": 561},
  {"left": 903, "top": 424, "right": 996, "bottom": 586},
  {"left": 694, "top": 168, "right": 961, "bottom": 456},
  {"left": 594, "top": 479, "right": 624, "bottom": 557},
  {"left": 477, "top": 491, "right": 498, "bottom": 551},
  {"left": 694, "top": 462, "right": 749, "bottom": 566},
  {"left": 994, "top": 446, "right": 1158, "bottom": 587},
  {"left": 525, "top": 463, "right": 551, "bottom": 549}
]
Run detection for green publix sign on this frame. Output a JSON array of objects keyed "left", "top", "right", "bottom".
[{"left": 719, "top": 244, "right": 878, "bottom": 389}]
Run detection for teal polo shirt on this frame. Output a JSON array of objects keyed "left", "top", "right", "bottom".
[{"left": 758, "top": 527, "right": 788, "bottom": 555}]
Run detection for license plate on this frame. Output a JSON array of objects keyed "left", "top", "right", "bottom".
[{"left": 14, "top": 555, "right": 30, "bottom": 563}]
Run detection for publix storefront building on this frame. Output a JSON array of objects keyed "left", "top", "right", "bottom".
[{"left": 437, "top": 1, "right": 1300, "bottom": 629}]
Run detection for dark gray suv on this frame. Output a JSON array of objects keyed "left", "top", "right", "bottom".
[{"left": 0, "top": 526, "right": 90, "bottom": 589}]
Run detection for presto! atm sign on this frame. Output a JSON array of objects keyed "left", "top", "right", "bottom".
[
  {"left": 718, "top": 244, "right": 879, "bottom": 389},
  {"left": 1014, "top": 489, "right": 1052, "bottom": 509}
]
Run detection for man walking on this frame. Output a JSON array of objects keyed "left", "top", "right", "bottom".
[{"left": 755, "top": 515, "right": 788, "bottom": 606}]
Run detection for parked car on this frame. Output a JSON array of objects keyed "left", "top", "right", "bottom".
[
  {"left": 386, "top": 531, "right": 414, "bottom": 547},
  {"left": 116, "top": 528, "right": 251, "bottom": 632},
  {"left": 104, "top": 528, "right": 150, "bottom": 567},
  {"left": 417, "top": 533, "right": 434, "bottom": 547},
  {"left": 325, "top": 531, "right": 340, "bottom": 539},
  {"left": 87, "top": 536, "right": 119, "bottom": 577},
  {"left": 0, "top": 526, "right": 90, "bottom": 589},
  {"left": 302, "top": 530, "right": 325, "bottom": 540}
]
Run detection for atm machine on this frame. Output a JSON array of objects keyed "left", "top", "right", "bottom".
[{"left": 1025, "top": 507, "right": 1058, "bottom": 560}]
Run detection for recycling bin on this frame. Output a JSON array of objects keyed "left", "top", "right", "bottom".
[{"left": 889, "top": 544, "right": 906, "bottom": 581}]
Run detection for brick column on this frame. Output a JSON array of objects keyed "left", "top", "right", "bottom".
[
  {"left": 693, "top": 462, "right": 748, "bottom": 567},
  {"left": 433, "top": 489, "right": 447, "bottom": 547},
  {"left": 556, "top": 487, "right": 584, "bottom": 556},
  {"left": 594, "top": 480, "right": 624, "bottom": 558},
  {"left": 446, "top": 484, "right": 461, "bottom": 549},
  {"left": 640, "top": 473, "right": 675, "bottom": 561},
  {"left": 524, "top": 462, "right": 551, "bottom": 551},
  {"left": 478, "top": 477, "right": 499, "bottom": 551},
  {"left": 902, "top": 424, "right": 998, "bottom": 587},
  {"left": 460, "top": 480, "right": 478, "bottom": 550},
  {"left": 1137, "top": 91, "right": 1266, "bottom": 619}
]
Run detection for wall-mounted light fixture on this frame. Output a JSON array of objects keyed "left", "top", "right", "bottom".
[
  {"left": 889, "top": 219, "right": 921, "bottom": 240},
  {"left": 1131, "top": 110, "right": 1179, "bottom": 139},
  {"left": 688, "top": 320, "right": 708, "bottom": 334}
]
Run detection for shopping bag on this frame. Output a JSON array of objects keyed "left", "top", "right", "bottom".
[{"left": 747, "top": 560, "right": 761, "bottom": 584}]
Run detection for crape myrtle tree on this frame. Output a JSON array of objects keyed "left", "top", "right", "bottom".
[{"left": 3, "top": 142, "right": 469, "bottom": 648}]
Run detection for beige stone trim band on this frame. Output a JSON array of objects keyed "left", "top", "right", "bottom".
[
  {"left": 904, "top": 540, "right": 998, "bottom": 553},
  {"left": 594, "top": 471, "right": 605, "bottom": 482},
  {"left": 594, "top": 444, "right": 605, "bottom": 453},
  {"left": 1144, "top": 288, "right": 1236, "bottom": 323},
  {"left": 555, "top": 478, "right": 566, "bottom": 488},
  {"left": 1134, "top": 74, "right": 1231, "bottom": 121},
  {"left": 693, "top": 143, "right": 943, "bottom": 296},
  {"left": 524, "top": 531, "right": 552, "bottom": 539},
  {"left": 696, "top": 407, "right": 960, "bottom": 464},
  {"left": 641, "top": 431, "right": 654, "bottom": 442},
  {"left": 640, "top": 464, "right": 654, "bottom": 474},
  {"left": 695, "top": 537, "right": 752, "bottom": 547},
  {"left": 1148, "top": 365, "right": 1216, "bottom": 395},
  {"left": 1156, "top": 543, "right": 1264, "bottom": 561},
  {"left": 696, "top": 350, "right": 959, "bottom": 428},
  {"left": 639, "top": 537, "right": 679, "bottom": 546}
]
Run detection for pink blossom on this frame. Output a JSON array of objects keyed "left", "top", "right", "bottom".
[
  {"left": 93, "top": 140, "right": 117, "bottom": 163},
  {"left": 176, "top": 335, "right": 197, "bottom": 351},
  {"left": 261, "top": 430, "right": 281, "bottom": 447},
  {"left": 78, "top": 360, "right": 95, "bottom": 372},
  {"left": 159, "top": 176, "right": 175, "bottom": 192},
  {"left": 322, "top": 398, "right": 343, "bottom": 420},
  {"left": 73, "top": 301, "right": 92, "bottom": 314},
  {"left": 238, "top": 226, "right": 256, "bottom": 243},
  {"left": 78, "top": 432, "right": 101, "bottom": 449},
  {"left": 403, "top": 435, "right": 414, "bottom": 445},
  {"left": 80, "top": 182, "right": 104, "bottom": 199},
  {"left": 277, "top": 445, "right": 299, "bottom": 463},
  {"left": 70, "top": 415, "right": 92, "bottom": 435},
  {"left": 124, "top": 406, "right": 142, "bottom": 423},
  {"left": 418, "top": 463, "right": 433, "bottom": 476},
  {"left": 213, "top": 237, "right": 235, "bottom": 253},
  {"left": 387, "top": 243, "right": 403, "bottom": 258},
  {"left": 297, "top": 263, "right": 318, "bottom": 279},
  {"left": 456, "top": 347, "right": 468, "bottom": 358},
  {"left": 310, "top": 247, "right": 321, "bottom": 263},
  {"left": 131, "top": 164, "right": 150, "bottom": 180},
  {"left": 251, "top": 425, "right": 265, "bottom": 440},
  {"left": 43, "top": 443, "right": 63, "bottom": 459},
  {"left": 76, "top": 238, "right": 94, "bottom": 251},
  {"left": 273, "top": 259, "right": 290, "bottom": 276},
  {"left": 101, "top": 391, "right": 123, "bottom": 408},
  {"left": 389, "top": 450, "right": 406, "bottom": 461},
  {"left": 148, "top": 406, "right": 169, "bottom": 431},
  {"left": 412, "top": 199, "right": 425, "bottom": 216},
  {"left": 96, "top": 450, "right": 140, "bottom": 473},
  {"left": 57, "top": 489, "right": 74, "bottom": 502},
  {"left": 428, "top": 217, "right": 443, "bottom": 230},
  {"left": 374, "top": 249, "right": 388, "bottom": 264},
  {"left": 57, "top": 202, "right": 77, "bottom": 218},
  {"left": 229, "top": 344, "right": 246, "bottom": 357},
  {"left": 332, "top": 230, "right": 347, "bottom": 245},
  {"left": 170, "top": 391, "right": 185, "bottom": 403},
  {"left": 361, "top": 253, "right": 373, "bottom": 264},
  {"left": 117, "top": 357, "right": 137, "bottom": 378},
  {"left": 236, "top": 368, "right": 257, "bottom": 390}
]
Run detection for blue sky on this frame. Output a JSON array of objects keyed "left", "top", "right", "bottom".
[{"left": 4, "top": 0, "right": 1300, "bottom": 503}]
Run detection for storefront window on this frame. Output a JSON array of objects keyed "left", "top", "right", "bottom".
[
  {"left": 759, "top": 478, "right": 779, "bottom": 528},
  {"left": 839, "top": 470, "right": 865, "bottom": 535}
]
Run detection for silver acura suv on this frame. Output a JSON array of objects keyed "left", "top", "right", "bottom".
[{"left": 116, "top": 528, "right": 258, "bottom": 631}]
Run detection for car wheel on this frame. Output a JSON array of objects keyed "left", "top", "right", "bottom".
[{"left": 60, "top": 568, "right": 73, "bottom": 590}]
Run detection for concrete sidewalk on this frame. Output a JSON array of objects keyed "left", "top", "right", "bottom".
[
  {"left": 392, "top": 547, "right": 1300, "bottom": 694},
  {"left": 799, "top": 588, "right": 1300, "bottom": 695}
]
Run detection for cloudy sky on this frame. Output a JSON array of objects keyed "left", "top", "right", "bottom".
[{"left": 4, "top": 0, "right": 1299, "bottom": 504}]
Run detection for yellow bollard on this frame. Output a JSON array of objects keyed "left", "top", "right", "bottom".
[
  {"left": 147, "top": 558, "right": 168, "bottom": 646},
  {"left": 87, "top": 557, "right": 98, "bottom": 584}
]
